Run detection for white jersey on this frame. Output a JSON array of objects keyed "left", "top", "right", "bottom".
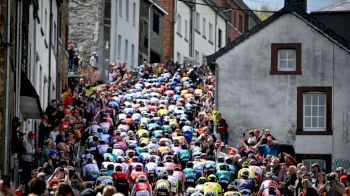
[
  {"left": 112, "top": 149, "right": 124, "bottom": 157},
  {"left": 168, "top": 175, "right": 178, "bottom": 193},
  {"left": 145, "top": 162, "right": 158, "bottom": 174}
]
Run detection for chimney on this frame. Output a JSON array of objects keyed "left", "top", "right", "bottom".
[{"left": 285, "top": 0, "right": 307, "bottom": 11}]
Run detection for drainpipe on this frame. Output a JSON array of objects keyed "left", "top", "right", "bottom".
[
  {"left": 3, "top": 0, "right": 12, "bottom": 176},
  {"left": 148, "top": 1, "right": 154, "bottom": 61},
  {"left": 48, "top": 0, "right": 52, "bottom": 104},
  {"left": 214, "top": 12, "right": 217, "bottom": 52},
  {"left": 15, "top": 0, "right": 22, "bottom": 117},
  {"left": 190, "top": 1, "right": 195, "bottom": 58}
]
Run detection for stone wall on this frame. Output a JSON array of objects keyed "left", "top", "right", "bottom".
[{"left": 68, "top": 0, "right": 103, "bottom": 63}]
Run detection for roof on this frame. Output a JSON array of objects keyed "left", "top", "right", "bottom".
[
  {"left": 317, "top": 0, "right": 350, "bottom": 12},
  {"left": 207, "top": 4, "right": 350, "bottom": 64},
  {"left": 232, "top": 0, "right": 261, "bottom": 23},
  {"left": 148, "top": 0, "right": 168, "bottom": 15}
]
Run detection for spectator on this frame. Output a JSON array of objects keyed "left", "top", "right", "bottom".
[
  {"left": 20, "top": 131, "right": 38, "bottom": 185},
  {"left": 217, "top": 113, "right": 229, "bottom": 144},
  {"left": 90, "top": 51, "right": 98, "bottom": 69}
]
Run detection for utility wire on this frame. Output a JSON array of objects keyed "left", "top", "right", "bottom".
[{"left": 177, "top": 0, "right": 278, "bottom": 13}]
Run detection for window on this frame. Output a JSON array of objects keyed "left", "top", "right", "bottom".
[
  {"left": 297, "top": 87, "right": 332, "bottom": 135},
  {"left": 209, "top": 23, "right": 213, "bottom": 44},
  {"left": 177, "top": 14, "right": 182, "bottom": 36},
  {"left": 302, "top": 159, "right": 326, "bottom": 172},
  {"left": 45, "top": 9, "right": 47, "bottom": 35},
  {"left": 117, "top": 35, "right": 122, "bottom": 59},
  {"left": 271, "top": 43, "right": 301, "bottom": 75},
  {"left": 132, "top": 2, "right": 136, "bottom": 26},
  {"left": 153, "top": 13, "right": 160, "bottom": 34},
  {"left": 125, "top": 39, "right": 129, "bottom": 62},
  {"left": 202, "top": 18, "right": 206, "bottom": 38},
  {"left": 176, "top": 52, "right": 181, "bottom": 63},
  {"left": 143, "top": 20, "right": 148, "bottom": 49},
  {"left": 119, "top": 0, "right": 122, "bottom": 17},
  {"left": 239, "top": 15, "right": 243, "bottom": 32},
  {"left": 195, "top": 12, "right": 200, "bottom": 33},
  {"left": 218, "top": 28, "right": 222, "bottom": 48},
  {"left": 296, "top": 154, "right": 332, "bottom": 173},
  {"left": 185, "top": 19, "right": 188, "bottom": 41},
  {"left": 131, "top": 44, "right": 135, "bottom": 67},
  {"left": 233, "top": 11, "right": 236, "bottom": 27},
  {"left": 278, "top": 49, "right": 296, "bottom": 71},
  {"left": 126, "top": 0, "right": 129, "bottom": 21},
  {"left": 303, "top": 93, "right": 326, "bottom": 130},
  {"left": 150, "top": 51, "right": 160, "bottom": 64},
  {"left": 52, "top": 22, "right": 57, "bottom": 50},
  {"left": 195, "top": 50, "right": 200, "bottom": 62}
]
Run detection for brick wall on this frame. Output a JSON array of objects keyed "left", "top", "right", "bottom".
[
  {"left": 216, "top": 0, "right": 248, "bottom": 43},
  {"left": 156, "top": 0, "right": 174, "bottom": 63}
]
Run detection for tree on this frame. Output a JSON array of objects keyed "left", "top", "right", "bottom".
[{"left": 254, "top": 5, "right": 274, "bottom": 21}]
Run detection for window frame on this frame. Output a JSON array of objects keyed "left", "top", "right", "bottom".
[
  {"left": 202, "top": 17, "right": 206, "bottom": 39},
  {"left": 132, "top": 2, "right": 136, "bottom": 26},
  {"left": 271, "top": 43, "right": 302, "bottom": 75},
  {"left": 296, "top": 154, "right": 332, "bottom": 173},
  {"left": 153, "top": 13, "right": 160, "bottom": 34},
  {"left": 177, "top": 14, "right": 182, "bottom": 37},
  {"left": 184, "top": 19, "right": 188, "bottom": 41},
  {"left": 119, "top": 0, "right": 122, "bottom": 17},
  {"left": 297, "top": 87, "right": 332, "bottom": 135},
  {"left": 126, "top": 0, "right": 129, "bottom": 22},
  {"left": 195, "top": 12, "right": 200, "bottom": 34},
  {"left": 208, "top": 22, "right": 213, "bottom": 44}
]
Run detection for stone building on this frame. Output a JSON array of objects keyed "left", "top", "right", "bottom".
[
  {"left": 208, "top": 0, "right": 350, "bottom": 171},
  {"left": 69, "top": 0, "right": 111, "bottom": 81}
]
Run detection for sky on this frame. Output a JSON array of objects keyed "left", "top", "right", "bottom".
[{"left": 243, "top": 0, "right": 340, "bottom": 12}]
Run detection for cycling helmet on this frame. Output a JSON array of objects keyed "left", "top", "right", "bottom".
[
  {"left": 100, "top": 169, "right": 107, "bottom": 176},
  {"left": 217, "top": 156, "right": 225, "bottom": 162},
  {"left": 207, "top": 174, "right": 217, "bottom": 182},
  {"left": 134, "top": 164, "right": 143, "bottom": 171},
  {"left": 115, "top": 165, "right": 123, "bottom": 172},
  {"left": 227, "top": 184, "right": 238, "bottom": 191},
  {"left": 186, "top": 161, "right": 194, "bottom": 168},
  {"left": 198, "top": 177, "right": 207, "bottom": 184},
  {"left": 132, "top": 156, "right": 140, "bottom": 163},
  {"left": 136, "top": 175, "right": 147, "bottom": 183},
  {"left": 160, "top": 171, "right": 168, "bottom": 178},
  {"left": 166, "top": 167, "right": 174, "bottom": 175}
]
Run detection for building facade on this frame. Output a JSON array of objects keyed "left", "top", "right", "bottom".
[
  {"left": 138, "top": 0, "right": 168, "bottom": 65},
  {"left": 110, "top": 0, "right": 140, "bottom": 68},
  {"left": 217, "top": 0, "right": 260, "bottom": 43},
  {"left": 174, "top": 0, "right": 228, "bottom": 65},
  {"left": 208, "top": 0, "right": 350, "bottom": 171},
  {"left": 0, "top": 0, "right": 67, "bottom": 176}
]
